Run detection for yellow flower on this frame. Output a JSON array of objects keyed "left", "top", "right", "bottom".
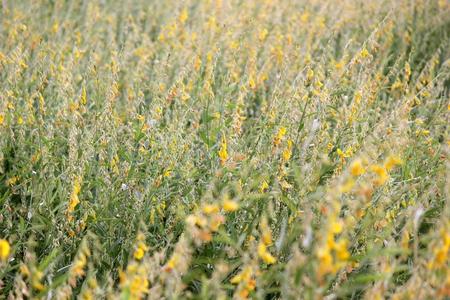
[
  {"left": 258, "top": 242, "right": 276, "bottom": 264},
  {"left": 248, "top": 76, "right": 256, "bottom": 89},
  {"left": 384, "top": 155, "right": 403, "bottom": 171},
  {"left": 230, "top": 273, "right": 242, "bottom": 284},
  {"left": 166, "top": 253, "right": 180, "bottom": 271},
  {"left": 32, "top": 270, "right": 45, "bottom": 291},
  {"left": 202, "top": 203, "right": 220, "bottom": 214},
  {"left": 334, "top": 239, "right": 350, "bottom": 261},
  {"left": 69, "top": 243, "right": 90, "bottom": 287},
  {"left": 186, "top": 214, "right": 208, "bottom": 228},
  {"left": 428, "top": 229, "right": 450, "bottom": 269},
  {"left": 163, "top": 169, "right": 172, "bottom": 177},
  {"left": 218, "top": 136, "right": 228, "bottom": 166},
  {"left": 258, "top": 28, "right": 268, "bottom": 42},
  {"left": 80, "top": 86, "right": 87, "bottom": 105},
  {"left": 260, "top": 218, "right": 273, "bottom": 246},
  {"left": 316, "top": 244, "right": 333, "bottom": 276},
  {"left": 223, "top": 199, "right": 239, "bottom": 212},
  {"left": 69, "top": 193, "right": 80, "bottom": 212},
  {"left": 260, "top": 180, "right": 269, "bottom": 193},
  {"left": 370, "top": 165, "right": 389, "bottom": 186},
  {"left": 330, "top": 219, "right": 343, "bottom": 234},
  {"left": 134, "top": 247, "right": 145, "bottom": 260},
  {"left": 306, "top": 68, "right": 314, "bottom": 82},
  {"left": 360, "top": 47, "right": 370, "bottom": 58},
  {"left": 6, "top": 176, "right": 19, "bottom": 186},
  {"left": 337, "top": 148, "right": 350, "bottom": 161},
  {"left": 69, "top": 178, "right": 81, "bottom": 211},
  {"left": 132, "top": 235, "right": 148, "bottom": 262},
  {"left": 230, "top": 266, "right": 252, "bottom": 284},
  {"left": 0, "top": 239, "right": 11, "bottom": 261},
  {"left": 282, "top": 139, "right": 293, "bottom": 162},
  {"left": 179, "top": 8, "right": 188, "bottom": 24},
  {"left": 350, "top": 159, "right": 365, "bottom": 176},
  {"left": 273, "top": 127, "right": 287, "bottom": 147}
]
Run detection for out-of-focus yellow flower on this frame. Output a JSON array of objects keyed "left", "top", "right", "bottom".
[
  {"left": 282, "top": 139, "right": 293, "bottom": 162},
  {"left": 370, "top": 164, "right": 389, "bottom": 186},
  {"left": 248, "top": 76, "right": 256, "bottom": 90},
  {"left": 273, "top": 127, "right": 286, "bottom": 147},
  {"left": 334, "top": 60, "right": 345, "bottom": 71},
  {"left": 317, "top": 244, "right": 333, "bottom": 276},
  {"left": 260, "top": 180, "right": 269, "bottom": 193},
  {"left": 202, "top": 203, "right": 220, "bottom": 214},
  {"left": 428, "top": 229, "right": 450, "bottom": 269},
  {"left": 179, "top": 8, "right": 188, "bottom": 24},
  {"left": 0, "top": 239, "right": 10, "bottom": 261},
  {"left": 258, "top": 242, "right": 276, "bottom": 264},
  {"left": 209, "top": 214, "right": 225, "bottom": 232},
  {"left": 218, "top": 136, "right": 228, "bottom": 166},
  {"left": 69, "top": 242, "right": 90, "bottom": 287},
  {"left": 166, "top": 253, "right": 180, "bottom": 272},
  {"left": 337, "top": 148, "right": 346, "bottom": 160},
  {"left": 194, "top": 56, "right": 202, "bottom": 71},
  {"left": 68, "top": 177, "right": 81, "bottom": 213},
  {"left": 384, "top": 155, "right": 403, "bottom": 171},
  {"left": 350, "top": 159, "right": 365, "bottom": 176},
  {"left": 223, "top": 199, "right": 239, "bottom": 212},
  {"left": 334, "top": 239, "right": 350, "bottom": 261},
  {"left": 6, "top": 176, "right": 19, "bottom": 186},
  {"left": 260, "top": 217, "right": 272, "bottom": 246},
  {"left": 339, "top": 178, "right": 355, "bottom": 193},
  {"left": 391, "top": 79, "right": 403, "bottom": 91},
  {"left": 212, "top": 112, "right": 221, "bottom": 119},
  {"left": 120, "top": 261, "right": 149, "bottom": 299},
  {"left": 186, "top": 214, "right": 207, "bottom": 228},
  {"left": 306, "top": 68, "right": 314, "bottom": 83},
  {"left": 330, "top": 219, "right": 343, "bottom": 234},
  {"left": 134, "top": 247, "right": 145, "bottom": 260},
  {"left": 80, "top": 86, "right": 87, "bottom": 105},
  {"left": 360, "top": 47, "right": 370, "bottom": 58},
  {"left": 258, "top": 28, "right": 268, "bottom": 42},
  {"left": 32, "top": 270, "right": 45, "bottom": 291},
  {"left": 230, "top": 266, "right": 253, "bottom": 284}
]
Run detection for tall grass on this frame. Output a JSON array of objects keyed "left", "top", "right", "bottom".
[{"left": 0, "top": 0, "right": 449, "bottom": 299}]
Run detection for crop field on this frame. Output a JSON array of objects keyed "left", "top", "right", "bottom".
[{"left": 0, "top": 0, "right": 449, "bottom": 299}]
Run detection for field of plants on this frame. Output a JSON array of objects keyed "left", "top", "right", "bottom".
[{"left": 0, "top": 0, "right": 449, "bottom": 299}]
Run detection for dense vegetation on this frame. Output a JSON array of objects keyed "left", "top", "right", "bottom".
[{"left": 0, "top": 0, "right": 449, "bottom": 299}]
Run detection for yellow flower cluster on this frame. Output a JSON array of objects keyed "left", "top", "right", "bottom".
[
  {"left": 0, "top": 239, "right": 10, "bottom": 262},
  {"left": 69, "top": 241, "right": 90, "bottom": 287},
  {"left": 316, "top": 215, "right": 350, "bottom": 280},
  {"left": 370, "top": 155, "right": 403, "bottom": 186},
  {"left": 230, "top": 266, "right": 257, "bottom": 299},
  {"left": 133, "top": 232, "right": 149, "bottom": 261},
  {"left": 218, "top": 135, "right": 228, "bottom": 166},
  {"left": 273, "top": 127, "right": 287, "bottom": 147},
  {"left": 119, "top": 261, "right": 149, "bottom": 299},
  {"left": 428, "top": 227, "right": 450, "bottom": 270},
  {"left": 67, "top": 177, "right": 82, "bottom": 222},
  {"left": 258, "top": 218, "right": 276, "bottom": 264},
  {"left": 186, "top": 198, "right": 239, "bottom": 244}
]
